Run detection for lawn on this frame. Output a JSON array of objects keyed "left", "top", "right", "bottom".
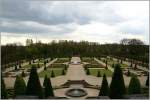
[
  {"left": 103, "top": 58, "right": 128, "bottom": 69},
  {"left": 82, "top": 57, "right": 99, "bottom": 64},
  {"left": 50, "top": 63, "right": 68, "bottom": 68},
  {"left": 88, "top": 68, "right": 112, "bottom": 77},
  {"left": 23, "top": 63, "right": 44, "bottom": 69},
  {"left": 55, "top": 58, "right": 70, "bottom": 63},
  {"left": 38, "top": 68, "right": 65, "bottom": 77}
]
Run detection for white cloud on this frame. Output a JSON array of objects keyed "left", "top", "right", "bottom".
[{"left": 0, "top": 1, "right": 149, "bottom": 45}]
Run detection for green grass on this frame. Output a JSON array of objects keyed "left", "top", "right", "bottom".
[
  {"left": 38, "top": 68, "right": 65, "bottom": 77},
  {"left": 23, "top": 63, "right": 44, "bottom": 69},
  {"left": 55, "top": 58, "right": 70, "bottom": 63},
  {"left": 51, "top": 63, "right": 68, "bottom": 68},
  {"left": 88, "top": 68, "right": 112, "bottom": 77},
  {"left": 37, "top": 59, "right": 45, "bottom": 63},
  {"left": 82, "top": 57, "right": 99, "bottom": 64},
  {"left": 105, "top": 59, "right": 128, "bottom": 68}
]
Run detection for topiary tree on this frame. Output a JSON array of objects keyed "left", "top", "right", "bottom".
[
  {"left": 64, "top": 65, "right": 67, "bottom": 70},
  {"left": 43, "top": 75, "right": 47, "bottom": 87},
  {"left": 128, "top": 75, "right": 141, "bottom": 94},
  {"left": 43, "top": 75, "right": 54, "bottom": 98},
  {"left": 62, "top": 69, "right": 65, "bottom": 75},
  {"left": 29, "top": 61, "right": 31, "bottom": 65},
  {"left": 21, "top": 71, "right": 26, "bottom": 77},
  {"left": 127, "top": 70, "right": 130, "bottom": 76},
  {"left": 44, "top": 66, "right": 47, "bottom": 70},
  {"left": 86, "top": 68, "right": 90, "bottom": 75},
  {"left": 44, "top": 60, "right": 46, "bottom": 66},
  {"left": 97, "top": 71, "right": 101, "bottom": 77},
  {"left": 99, "top": 74, "right": 109, "bottom": 96},
  {"left": 51, "top": 70, "right": 55, "bottom": 78},
  {"left": 14, "top": 75, "right": 26, "bottom": 96},
  {"left": 105, "top": 60, "right": 108, "bottom": 69},
  {"left": 15, "top": 64, "right": 17, "bottom": 70},
  {"left": 112, "top": 63, "right": 115, "bottom": 68},
  {"left": 26, "top": 66, "right": 43, "bottom": 98},
  {"left": 109, "top": 64, "right": 126, "bottom": 99},
  {"left": 1, "top": 76, "right": 8, "bottom": 99},
  {"left": 19, "top": 63, "right": 22, "bottom": 68},
  {"left": 146, "top": 75, "right": 149, "bottom": 87}
]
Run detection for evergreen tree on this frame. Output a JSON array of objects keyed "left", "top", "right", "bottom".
[
  {"left": 109, "top": 64, "right": 126, "bottom": 99},
  {"left": 14, "top": 75, "right": 26, "bottom": 96},
  {"left": 62, "top": 69, "right": 65, "bottom": 75},
  {"left": 97, "top": 71, "right": 101, "bottom": 77},
  {"left": 44, "top": 66, "right": 47, "bottom": 70},
  {"left": 26, "top": 66, "right": 43, "bottom": 98},
  {"left": 127, "top": 70, "right": 130, "bottom": 76},
  {"left": 128, "top": 76, "right": 141, "bottom": 94},
  {"left": 99, "top": 74, "right": 109, "bottom": 96},
  {"left": 43, "top": 75, "right": 47, "bottom": 87},
  {"left": 1, "top": 76, "right": 8, "bottom": 99},
  {"left": 15, "top": 64, "right": 17, "bottom": 70},
  {"left": 51, "top": 70, "right": 55, "bottom": 78},
  {"left": 106, "top": 60, "right": 108, "bottom": 69},
  {"left": 19, "top": 63, "right": 22, "bottom": 68},
  {"left": 43, "top": 75, "right": 54, "bottom": 98},
  {"left": 112, "top": 63, "right": 115, "bottom": 68},
  {"left": 64, "top": 65, "right": 67, "bottom": 70},
  {"left": 146, "top": 75, "right": 149, "bottom": 86},
  {"left": 21, "top": 71, "right": 25, "bottom": 77},
  {"left": 86, "top": 68, "right": 90, "bottom": 75}
]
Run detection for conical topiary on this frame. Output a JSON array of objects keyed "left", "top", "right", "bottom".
[
  {"left": 62, "top": 70, "right": 65, "bottom": 75},
  {"left": 97, "top": 71, "right": 101, "bottom": 77},
  {"left": 109, "top": 64, "right": 126, "bottom": 99},
  {"left": 86, "top": 68, "right": 90, "bottom": 75},
  {"left": 99, "top": 74, "right": 109, "bottom": 96},
  {"left": 1, "top": 76, "right": 8, "bottom": 99},
  {"left": 14, "top": 75, "right": 26, "bottom": 96},
  {"left": 21, "top": 71, "right": 25, "bottom": 77},
  {"left": 43, "top": 75, "right": 54, "bottom": 98},
  {"left": 51, "top": 70, "right": 55, "bottom": 78},
  {"left": 146, "top": 75, "right": 149, "bottom": 86},
  {"left": 26, "top": 66, "right": 43, "bottom": 98},
  {"left": 128, "top": 75, "right": 141, "bottom": 94}
]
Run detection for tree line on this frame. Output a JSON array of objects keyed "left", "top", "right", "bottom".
[{"left": 2, "top": 38, "right": 149, "bottom": 68}]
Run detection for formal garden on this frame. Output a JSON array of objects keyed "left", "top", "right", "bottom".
[{"left": 1, "top": 40, "right": 149, "bottom": 99}]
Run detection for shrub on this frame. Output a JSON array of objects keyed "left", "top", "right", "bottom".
[
  {"left": 1, "top": 76, "right": 8, "bottom": 99},
  {"left": 86, "top": 69, "right": 90, "bottom": 75},
  {"left": 146, "top": 75, "right": 149, "bottom": 86},
  {"left": 62, "top": 70, "right": 65, "bottom": 75},
  {"left": 14, "top": 75, "right": 26, "bottom": 96},
  {"left": 97, "top": 71, "right": 101, "bottom": 77},
  {"left": 99, "top": 74, "right": 109, "bottom": 96},
  {"left": 43, "top": 75, "right": 54, "bottom": 98},
  {"left": 51, "top": 70, "right": 55, "bottom": 78},
  {"left": 21, "top": 71, "right": 26, "bottom": 77},
  {"left": 26, "top": 66, "right": 43, "bottom": 98},
  {"left": 109, "top": 64, "right": 126, "bottom": 99},
  {"left": 128, "top": 75, "right": 141, "bottom": 94}
]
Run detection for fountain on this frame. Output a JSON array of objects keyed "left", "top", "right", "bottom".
[{"left": 65, "top": 88, "right": 87, "bottom": 97}]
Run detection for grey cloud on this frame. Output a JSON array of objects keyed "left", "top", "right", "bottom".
[{"left": 0, "top": 0, "right": 91, "bottom": 26}]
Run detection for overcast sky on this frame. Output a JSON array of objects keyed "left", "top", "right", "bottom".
[{"left": 0, "top": 0, "right": 149, "bottom": 45}]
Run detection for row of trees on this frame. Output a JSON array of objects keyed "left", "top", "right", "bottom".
[
  {"left": 99, "top": 64, "right": 149, "bottom": 98},
  {"left": 2, "top": 38, "right": 149, "bottom": 69}
]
